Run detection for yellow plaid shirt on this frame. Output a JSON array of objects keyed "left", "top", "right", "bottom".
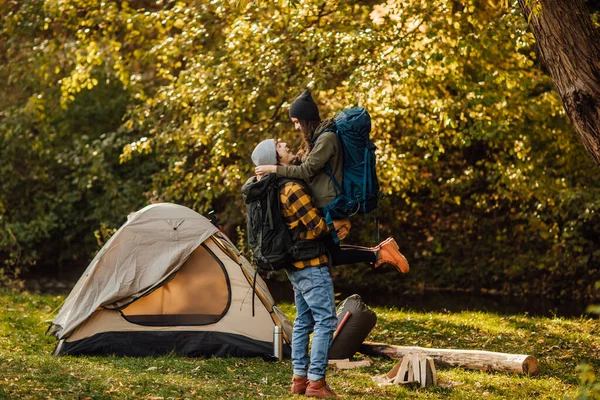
[{"left": 279, "top": 181, "right": 329, "bottom": 269}]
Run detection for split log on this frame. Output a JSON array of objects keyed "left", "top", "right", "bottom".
[
  {"left": 360, "top": 342, "right": 539, "bottom": 375},
  {"left": 329, "top": 358, "right": 372, "bottom": 369},
  {"left": 385, "top": 353, "right": 437, "bottom": 387}
]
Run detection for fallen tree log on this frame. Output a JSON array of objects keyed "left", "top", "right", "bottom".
[{"left": 360, "top": 342, "right": 539, "bottom": 375}]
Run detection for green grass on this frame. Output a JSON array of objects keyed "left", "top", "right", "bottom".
[{"left": 1, "top": 291, "right": 598, "bottom": 399}]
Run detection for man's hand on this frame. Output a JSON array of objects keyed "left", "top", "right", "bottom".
[{"left": 255, "top": 165, "right": 277, "bottom": 175}]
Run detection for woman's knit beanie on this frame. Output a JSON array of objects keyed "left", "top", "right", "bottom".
[{"left": 289, "top": 89, "right": 320, "bottom": 121}]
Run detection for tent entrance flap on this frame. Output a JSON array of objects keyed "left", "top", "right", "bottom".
[{"left": 121, "top": 243, "right": 231, "bottom": 326}]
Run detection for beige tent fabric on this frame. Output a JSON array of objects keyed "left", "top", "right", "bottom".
[
  {"left": 211, "top": 233, "right": 275, "bottom": 306},
  {"left": 209, "top": 234, "right": 293, "bottom": 343},
  {"left": 50, "top": 203, "right": 219, "bottom": 340},
  {"left": 66, "top": 238, "right": 281, "bottom": 344},
  {"left": 209, "top": 233, "right": 293, "bottom": 343}
]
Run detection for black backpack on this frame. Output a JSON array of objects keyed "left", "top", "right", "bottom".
[{"left": 243, "top": 173, "right": 328, "bottom": 272}]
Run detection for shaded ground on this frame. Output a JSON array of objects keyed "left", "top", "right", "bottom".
[{"left": 1, "top": 291, "right": 599, "bottom": 399}]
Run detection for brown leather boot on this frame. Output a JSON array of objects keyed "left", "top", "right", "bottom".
[
  {"left": 374, "top": 238, "right": 410, "bottom": 273},
  {"left": 290, "top": 375, "right": 308, "bottom": 395},
  {"left": 305, "top": 379, "right": 340, "bottom": 398}
]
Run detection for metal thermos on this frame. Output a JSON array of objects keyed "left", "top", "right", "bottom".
[{"left": 273, "top": 325, "right": 283, "bottom": 361}]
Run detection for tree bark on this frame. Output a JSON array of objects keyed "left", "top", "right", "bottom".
[
  {"left": 519, "top": 0, "right": 600, "bottom": 167},
  {"left": 360, "top": 341, "right": 539, "bottom": 375}
]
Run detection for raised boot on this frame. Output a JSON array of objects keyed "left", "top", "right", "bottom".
[
  {"left": 305, "top": 379, "right": 340, "bottom": 398},
  {"left": 290, "top": 375, "right": 308, "bottom": 395},
  {"left": 374, "top": 238, "right": 410, "bottom": 273}
]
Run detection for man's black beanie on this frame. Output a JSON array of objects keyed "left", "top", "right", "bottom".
[{"left": 289, "top": 89, "right": 321, "bottom": 121}]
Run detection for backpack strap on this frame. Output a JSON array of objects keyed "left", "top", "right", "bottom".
[
  {"left": 265, "top": 191, "right": 274, "bottom": 230},
  {"left": 363, "top": 147, "right": 369, "bottom": 220},
  {"left": 322, "top": 163, "right": 343, "bottom": 197},
  {"left": 324, "top": 209, "right": 340, "bottom": 244}
]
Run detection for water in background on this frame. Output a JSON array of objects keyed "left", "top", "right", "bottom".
[
  {"left": 25, "top": 275, "right": 591, "bottom": 319},
  {"left": 267, "top": 280, "right": 591, "bottom": 318}
]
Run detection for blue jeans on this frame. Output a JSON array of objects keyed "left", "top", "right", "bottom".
[{"left": 286, "top": 266, "right": 337, "bottom": 381}]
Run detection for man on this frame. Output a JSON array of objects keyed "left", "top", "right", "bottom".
[
  {"left": 244, "top": 138, "right": 410, "bottom": 397},
  {"left": 243, "top": 138, "right": 340, "bottom": 398}
]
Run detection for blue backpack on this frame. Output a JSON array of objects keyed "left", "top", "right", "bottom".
[{"left": 320, "top": 107, "right": 380, "bottom": 240}]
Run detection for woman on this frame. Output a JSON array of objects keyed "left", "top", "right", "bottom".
[{"left": 255, "top": 90, "right": 409, "bottom": 273}]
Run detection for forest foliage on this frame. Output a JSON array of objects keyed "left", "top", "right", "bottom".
[{"left": 1, "top": 0, "right": 599, "bottom": 299}]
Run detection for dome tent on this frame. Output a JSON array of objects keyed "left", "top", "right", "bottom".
[{"left": 49, "top": 203, "right": 292, "bottom": 357}]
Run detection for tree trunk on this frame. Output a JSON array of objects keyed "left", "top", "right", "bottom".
[
  {"left": 519, "top": 0, "right": 600, "bottom": 167},
  {"left": 360, "top": 341, "right": 539, "bottom": 375}
]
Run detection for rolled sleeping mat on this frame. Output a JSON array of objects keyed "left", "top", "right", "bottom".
[{"left": 328, "top": 294, "right": 377, "bottom": 360}]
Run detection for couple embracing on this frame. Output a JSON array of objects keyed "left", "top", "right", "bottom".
[{"left": 242, "top": 89, "right": 409, "bottom": 398}]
